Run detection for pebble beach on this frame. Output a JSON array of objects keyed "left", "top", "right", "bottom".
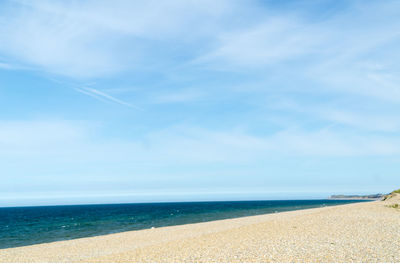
[{"left": 1, "top": 195, "right": 399, "bottom": 263}]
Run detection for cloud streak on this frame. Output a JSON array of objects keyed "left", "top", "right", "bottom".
[{"left": 75, "top": 87, "right": 143, "bottom": 110}]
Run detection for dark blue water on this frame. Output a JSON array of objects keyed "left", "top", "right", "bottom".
[{"left": 0, "top": 199, "right": 368, "bottom": 249}]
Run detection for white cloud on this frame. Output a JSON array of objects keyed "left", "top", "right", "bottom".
[
  {"left": 1, "top": 0, "right": 399, "bottom": 105},
  {"left": 1, "top": 119, "right": 400, "bottom": 204},
  {"left": 195, "top": 17, "right": 323, "bottom": 68},
  {"left": 267, "top": 98, "right": 400, "bottom": 133},
  {"left": 0, "top": 61, "right": 13, "bottom": 69},
  {"left": 192, "top": 0, "right": 400, "bottom": 105},
  {"left": 152, "top": 89, "right": 204, "bottom": 104},
  {"left": 1, "top": 120, "right": 399, "bottom": 165},
  {"left": 0, "top": 120, "right": 87, "bottom": 147},
  {"left": 268, "top": 129, "right": 400, "bottom": 156},
  {"left": 318, "top": 109, "right": 400, "bottom": 133},
  {"left": 0, "top": 0, "right": 235, "bottom": 77}
]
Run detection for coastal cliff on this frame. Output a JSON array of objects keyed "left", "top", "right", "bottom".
[{"left": 329, "top": 194, "right": 384, "bottom": 200}]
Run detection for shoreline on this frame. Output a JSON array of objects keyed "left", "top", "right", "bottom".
[
  {"left": 3, "top": 201, "right": 362, "bottom": 248},
  {"left": 1, "top": 198, "right": 399, "bottom": 262},
  {"left": 1, "top": 199, "right": 364, "bottom": 249}
]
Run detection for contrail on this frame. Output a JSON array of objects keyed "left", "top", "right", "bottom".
[{"left": 76, "top": 86, "right": 143, "bottom": 110}]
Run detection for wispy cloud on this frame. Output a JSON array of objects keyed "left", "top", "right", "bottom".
[
  {"left": 266, "top": 97, "right": 400, "bottom": 133},
  {"left": 0, "top": 0, "right": 235, "bottom": 78},
  {"left": 0, "top": 120, "right": 87, "bottom": 147},
  {"left": 2, "top": 120, "right": 400, "bottom": 162},
  {"left": 192, "top": 0, "right": 400, "bottom": 104},
  {"left": 75, "top": 87, "right": 143, "bottom": 110},
  {"left": 1, "top": 119, "right": 399, "bottom": 205},
  {"left": 1, "top": 0, "right": 399, "bottom": 104},
  {"left": 194, "top": 17, "right": 322, "bottom": 69},
  {"left": 152, "top": 89, "right": 204, "bottom": 104},
  {"left": 0, "top": 61, "right": 13, "bottom": 69}
]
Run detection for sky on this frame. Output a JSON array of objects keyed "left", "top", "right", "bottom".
[{"left": 1, "top": 0, "right": 400, "bottom": 206}]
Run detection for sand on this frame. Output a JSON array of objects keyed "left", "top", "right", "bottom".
[{"left": 1, "top": 195, "right": 399, "bottom": 263}]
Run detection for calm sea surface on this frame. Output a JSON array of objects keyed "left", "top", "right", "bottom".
[{"left": 0, "top": 199, "right": 368, "bottom": 249}]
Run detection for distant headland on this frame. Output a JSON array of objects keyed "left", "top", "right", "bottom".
[{"left": 329, "top": 194, "right": 385, "bottom": 200}]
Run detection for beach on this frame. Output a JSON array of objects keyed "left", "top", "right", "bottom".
[{"left": 1, "top": 195, "right": 399, "bottom": 263}]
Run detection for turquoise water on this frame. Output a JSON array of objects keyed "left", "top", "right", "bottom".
[{"left": 0, "top": 199, "right": 368, "bottom": 249}]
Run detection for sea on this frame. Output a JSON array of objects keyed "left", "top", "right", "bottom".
[{"left": 0, "top": 199, "right": 368, "bottom": 249}]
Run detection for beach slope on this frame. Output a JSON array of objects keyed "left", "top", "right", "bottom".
[{"left": 1, "top": 195, "right": 400, "bottom": 263}]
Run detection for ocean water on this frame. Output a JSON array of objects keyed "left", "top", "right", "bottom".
[{"left": 0, "top": 199, "right": 368, "bottom": 249}]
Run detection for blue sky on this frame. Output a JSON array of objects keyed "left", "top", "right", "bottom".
[{"left": 1, "top": 0, "right": 400, "bottom": 206}]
